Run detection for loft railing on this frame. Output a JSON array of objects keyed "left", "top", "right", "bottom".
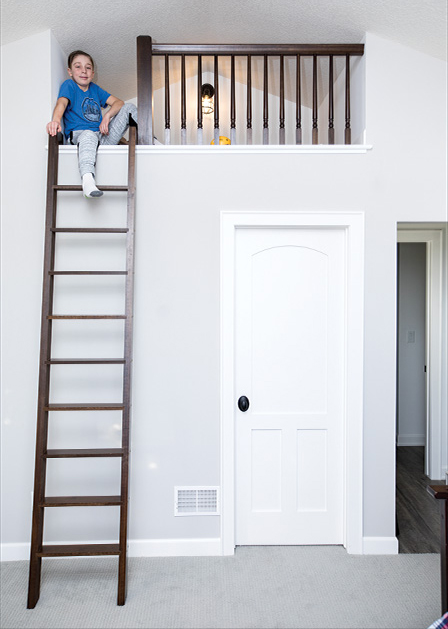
[{"left": 136, "top": 36, "right": 364, "bottom": 146}]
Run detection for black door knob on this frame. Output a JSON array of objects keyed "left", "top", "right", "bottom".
[{"left": 238, "top": 396, "right": 250, "bottom": 412}]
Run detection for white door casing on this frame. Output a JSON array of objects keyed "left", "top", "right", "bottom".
[
  {"left": 221, "top": 212, "right": 365, "bottom": 555},
  {"left": 397, "top": 229, "right": 445, "bottom": 480}
]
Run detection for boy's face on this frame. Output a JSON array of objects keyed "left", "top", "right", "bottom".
[{"left": 68, "top": 54, "right": 94, "bottom": 91}]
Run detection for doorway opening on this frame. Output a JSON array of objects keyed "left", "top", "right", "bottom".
[{"left": 396, "top": 228, "right": 446, "bottom": 553}]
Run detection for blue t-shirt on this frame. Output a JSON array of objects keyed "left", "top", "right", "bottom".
[{"left": 58, "top": 79, "right": 111, "bottom": 138}]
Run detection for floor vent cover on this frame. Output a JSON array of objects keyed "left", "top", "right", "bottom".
[{"left": 174, "top": 487, "right": 220, "bottom": 516}]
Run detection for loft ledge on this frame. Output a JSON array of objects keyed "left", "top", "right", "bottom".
[{"left": 54, "top": 144, "right": 373, "bottom": 155}]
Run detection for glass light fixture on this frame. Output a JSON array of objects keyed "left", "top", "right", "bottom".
[{"left": 201, "top": 83, "right": 215, "bottom": 115}]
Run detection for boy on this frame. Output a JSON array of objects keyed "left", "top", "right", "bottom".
[{"left": 47, "top": 50, "right": 137, "bottom": 198}]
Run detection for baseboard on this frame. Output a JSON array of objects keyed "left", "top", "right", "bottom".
[
  {"left": 363, "top": 537, "right": 399, "bottom": 554},
  {"left": 1, "top": 543, "right": 29, "bottom": 562},
  {"left": 2, "top": 537, "right": 400, "bottom": 561},
  {"left": 1, "top": 538, "right": 222, "bottom": 562},
  {"left": 397, "top": 434, "right": 426, "bottom": 446},
  {"left": 128, "top": 538, "right": 222, "bottom": 557}
]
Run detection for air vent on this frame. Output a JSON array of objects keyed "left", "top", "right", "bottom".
[{"left": 174, "top": 486, "right": 220, "bottom": 516}]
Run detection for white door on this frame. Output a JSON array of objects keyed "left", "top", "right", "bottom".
[{"left": 235, "top": 227, "right": 346, "bottom": 545}]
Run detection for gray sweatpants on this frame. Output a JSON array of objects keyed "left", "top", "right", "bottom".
[{"left": 71, "top": 103, "right": 137, "bottom": 178}]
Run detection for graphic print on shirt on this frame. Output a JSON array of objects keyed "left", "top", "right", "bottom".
[{"left": 82, "top": 98, "right": 101, "bottom": 123}]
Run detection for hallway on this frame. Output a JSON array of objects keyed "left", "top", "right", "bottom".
[{"left": 396, "top": 446, "right": 444, "bottom": 554}]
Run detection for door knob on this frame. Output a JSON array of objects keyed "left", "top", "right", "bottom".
[{"left": 238, "top": 396, "right": 250, "bottom": 412}]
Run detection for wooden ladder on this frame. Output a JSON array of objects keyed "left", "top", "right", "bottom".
[{"left": 27, "top": 123, "right": 137, "bottom": 608}]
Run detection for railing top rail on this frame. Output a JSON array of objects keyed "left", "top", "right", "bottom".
[{"left": 149, "top": 43, "right": 364, "bottom": 56}]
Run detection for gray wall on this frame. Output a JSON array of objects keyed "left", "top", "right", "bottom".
[
  {"left": 397, "top": 243, "right": 427, "bottom": 446},
  {"left": 1, "top": 31, "right": 447, "bottom": 558}
]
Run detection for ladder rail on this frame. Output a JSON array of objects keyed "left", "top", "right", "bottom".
[
  {"left": 118, "top": 123, "right": 137, "bottom": 605},
  {"left": 28, "top": 133, "right": 60, "bottom": 609}
]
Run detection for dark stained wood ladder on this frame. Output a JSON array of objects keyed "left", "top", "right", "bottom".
[{"left": 27, "top": 123, "right": 137, "bottom": 608}]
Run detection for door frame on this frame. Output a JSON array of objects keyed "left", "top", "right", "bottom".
[
  {"left": 220, "top": 211, "right": 365, "bottom": 555},
  {"left": 397, "top": 228, "right": 444, "bottom": 480}
]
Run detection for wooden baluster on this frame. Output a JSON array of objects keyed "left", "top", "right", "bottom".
[
  {"left": 328, "top": 55, "right": 334, "bottom": 145},
  {"left": 428, "top": 485, "right": 448, "bottom": 615},
  {"left": 197, "top": 55, "right": 203, "bottom": 145},
  {"left": 345, "top": 55, "right": 351, "bottom": 145},
  {"left": 214, "top": 56, "right": 220, "bottom": 145},
  {"left": 136, "top": 35, "right": 153, "bottom": 145},
  {"left": 230, "top": 55, "right": 236, "bottom": 145},
  {"left": 296, "top": 54, "right": 302, "bottom": 145},
  {"left": 263, "top": 55, "right": 269, "bottom": 145},
  {"left": 165, "top": 55, "right": 171, "bottom": 145},
  {"left": 181, "top": 54, "right": 186, "bottom": 145},
  {"left": 312, "top": 55, "right": 318, "bottom": 145},
  {"left": 279, "top": 55, "right": 285, "bottom": 145},
  {"left": 247, "top": 55, "right": 252, "bottom": 145}
]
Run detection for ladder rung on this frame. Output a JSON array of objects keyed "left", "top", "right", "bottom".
[
  {"left": 49, "top": 271, "right": 128, "bottom": 275},
  {"left": 38, "top": 544, "right": 121, "bottom": 557},
  {"left": 41, "top": 496, "right": 122, "bottom": 507},
  {"left": 51, "top": 228, "right": 129, "bottom": 233},
  {"left": 48, "top": 315, "right": 126, "bottom": 320},
  {"left": 45, "top": 403, "right": 125, "bottom": 411},
  {"left": 46, "top": 358, "right": 125, "bottom": 364},
  {"left": 45, "top": 448, "right": 125, "bottom": 458},
  {"left": 53, "top": 185, "right": 128, "bottom": 192}
]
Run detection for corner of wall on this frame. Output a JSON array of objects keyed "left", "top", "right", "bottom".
[{"left": 50, "top": 31, "right": 67, "bottom": 107}]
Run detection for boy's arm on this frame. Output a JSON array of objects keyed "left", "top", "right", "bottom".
[
  {"left": 100, "top": 96, "right": 124, "bottom": 135},
  {"left": 47, "top": 97, "right": 69, "bottom": 136}
]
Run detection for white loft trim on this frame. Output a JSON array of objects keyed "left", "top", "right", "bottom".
[
  {"left": 1, "top": 538, "right": 222, "bottom": 562},
  {"left": 220, "top": 211, "right": 365, "bottom": 555},
  {"left": 52, "top": 144, "right": 373, "bottom": 156}
]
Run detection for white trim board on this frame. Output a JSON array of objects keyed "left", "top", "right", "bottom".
[
  {"left": 51, "top": 145, "right": 373, "bottom": 156},
  {"left": 363, "top": 537, "right": 399, "bottom": 555},
  {"left": 1, "top": 538, "right": 222, "bottom": 562},
  {"left": 397, "top": 434, "right": 426, "bottom": 446},
  {"left": 220, "top": 211, "right": 365, "bottom": 555},
  {"left": 1, "top": 536, "right": 401, "bottom": 562}
]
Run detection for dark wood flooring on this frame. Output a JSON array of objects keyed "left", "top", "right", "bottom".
[{"left": 396, "top": 446, "right": 444, "bottom": 554}]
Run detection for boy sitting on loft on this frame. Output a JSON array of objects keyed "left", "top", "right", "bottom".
[{"left": 46, "top": 50, "right": 138, "bottom": 198}]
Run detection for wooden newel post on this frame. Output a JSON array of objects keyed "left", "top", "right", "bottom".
[
  {"left": 137, "top": 35, "right": 154, "bottom": 145},
  {"left": 427, "top": 485, "right": 448, "bottom": 615}
]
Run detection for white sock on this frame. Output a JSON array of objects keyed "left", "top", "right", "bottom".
[{"left": 82, "top": 173, "right": 103, "bottom": 198}]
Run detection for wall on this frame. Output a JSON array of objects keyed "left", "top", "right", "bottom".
[
  {"left": 396, "top": 243, "right": 427, "bottom": 446},
  {"left": 1, "top": 30, "right": 66, "bottom": 557},
  {"left": 1, "top": 31, "right": 447, "bottom": 559}
]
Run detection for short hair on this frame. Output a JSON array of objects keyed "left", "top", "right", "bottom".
[{"left": 68, "top": 50, "right": 95, "bottom": 70}]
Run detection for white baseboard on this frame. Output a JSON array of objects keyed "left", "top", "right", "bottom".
[
  {"left": 363, "top": 537, "right": 399, "bottom": 554},
  {"left": 128, "top": 538, "right": 222, "bottom": 557},
  {"left": 3, "top": 537, "right": 402, "bottom": 561},
  {"left": 1, "top": 543, "right": 29, "bottom": 562},
  {"left": 1, "top": 538, "right": 222, "bottom": 562},
  {"left": 397, "top": 434, "right": 426, "bottom": 446}
]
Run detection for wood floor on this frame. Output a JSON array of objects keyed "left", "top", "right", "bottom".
[{"left": 396, "top": 446, "right": 444, "bottom": 554}]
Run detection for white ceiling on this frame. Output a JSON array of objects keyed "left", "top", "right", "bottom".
[{"left": 1, "top": 0, "right": 446, "bottom": 101}]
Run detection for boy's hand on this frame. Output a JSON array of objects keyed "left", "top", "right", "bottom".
[
  {"left": 99, "top": 116, "right": 110, "bottom": 135},
  {"left": 47, "top": 121, "right": 62, "bottom": 136}
]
